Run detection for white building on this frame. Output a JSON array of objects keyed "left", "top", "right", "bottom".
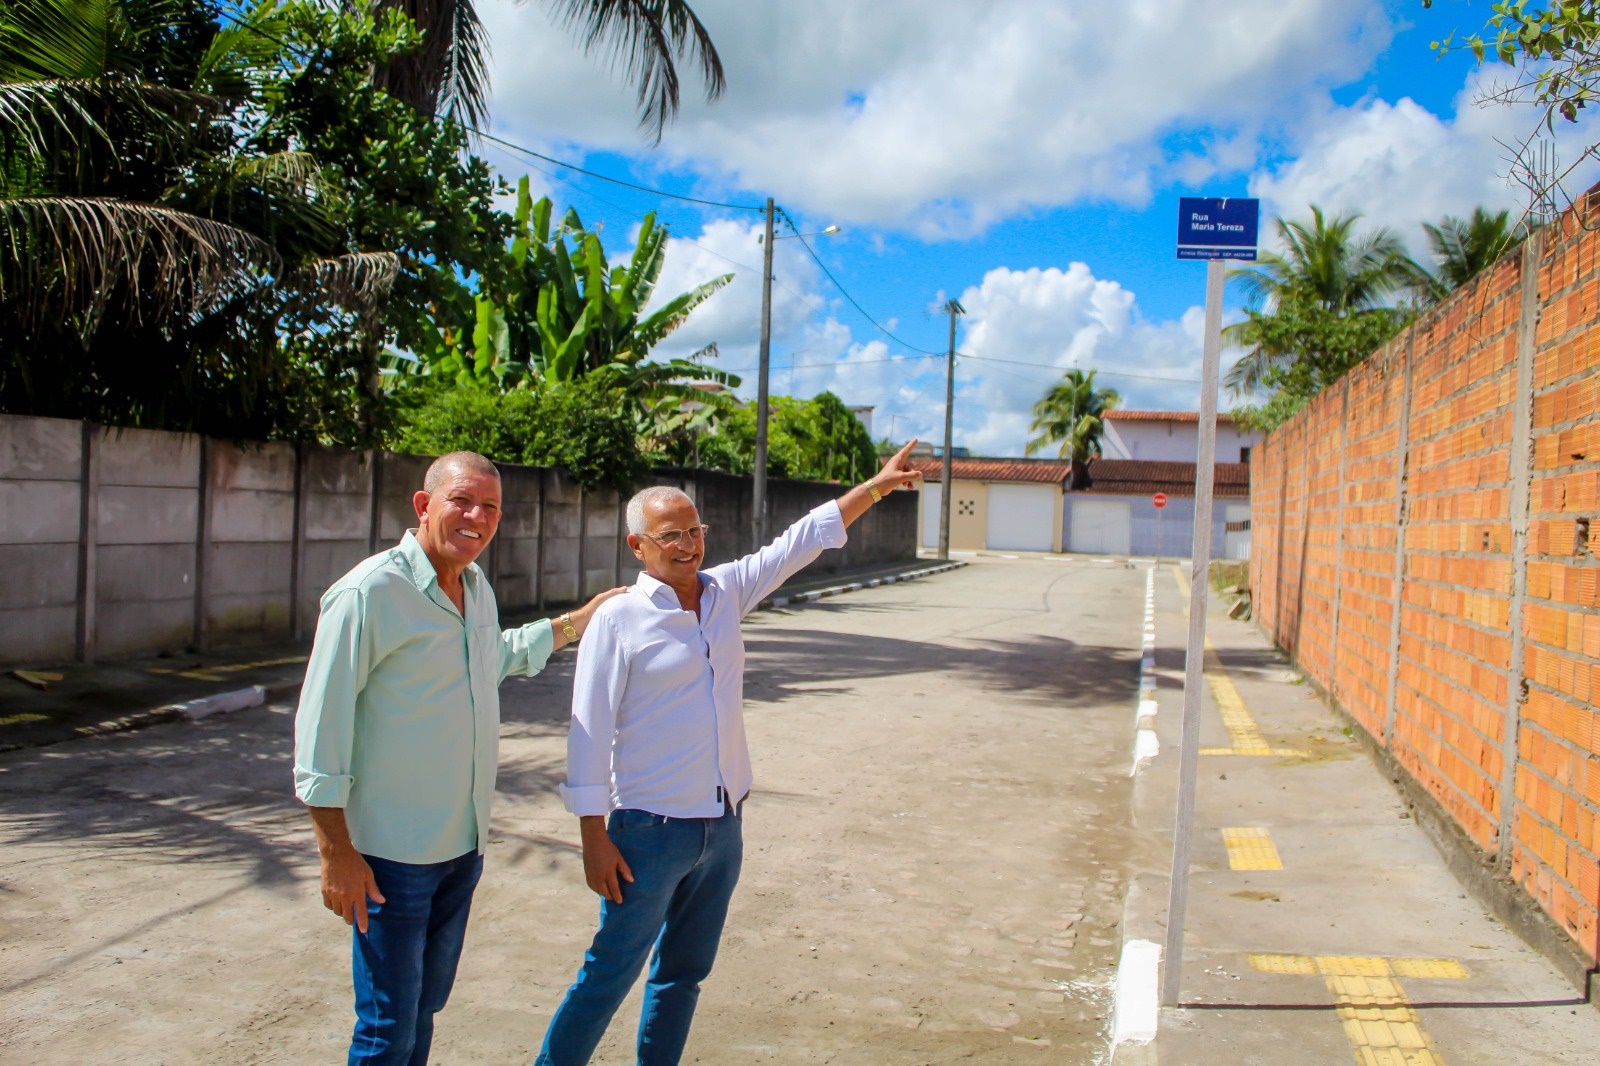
[{"left": 1100, "top": 410, "right": 1260, "bottom": 466}]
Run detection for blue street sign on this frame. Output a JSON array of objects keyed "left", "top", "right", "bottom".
[{"left": 1177, "top": 197, "right": 1259, "bottom": 260}]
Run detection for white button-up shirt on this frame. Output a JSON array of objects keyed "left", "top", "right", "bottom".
[{"left": 560, "top": 500, "right": 848, "bottom": 818}]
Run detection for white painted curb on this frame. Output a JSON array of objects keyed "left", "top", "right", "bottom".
[
  {"left": 172, "top": 686, "right": 266, "bottom": 720},
  {"left": 1111, "top": 938, "right": 1162, "bottom": 1051}
]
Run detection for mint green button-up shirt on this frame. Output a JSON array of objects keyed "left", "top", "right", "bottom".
[{"left": 292, "top": 531, "right": 555, "bottom": 864}]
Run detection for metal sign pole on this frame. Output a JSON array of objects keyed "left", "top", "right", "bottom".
[{"left": 1161, "top": 256, "right": 1226, "bottom": 1007}]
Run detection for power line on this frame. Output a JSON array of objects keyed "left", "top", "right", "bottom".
[
  {"left": 475, "top": 130, "right": 763, "bottom": 212},
  {"left": 957, "top": 355, "right": 1202, "bottom": 385},
  {"left": 777, "top": 209, "right": 949, "bottom": 357}
]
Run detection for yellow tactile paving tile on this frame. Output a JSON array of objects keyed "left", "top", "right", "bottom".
[
  {"left": 1391, "top": 958, "right": 1469, "bottom": 980},
  {"left": 1221, "top": 827, "right": 1284, "bottom": 870},
  {"left": 1246, "top": 955, "right": 1465, "bottom": 1066},
  {"left": 1162, "top": 563, "right": 1302, "bottom": 757},
  {"left": 1249, "top": 952, "right": 1317, "bottom": 974},
  {"left": 146, "top": 654, "right": 307, "bottom": 682}
]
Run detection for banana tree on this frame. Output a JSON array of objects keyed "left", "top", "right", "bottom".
[{"left": 403, "top": 176, "right": 739, "bottom": 406}]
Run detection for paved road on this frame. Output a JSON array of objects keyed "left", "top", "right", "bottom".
[{"left": 0, "top": 556, "right": 1147, "bottom": 1064}]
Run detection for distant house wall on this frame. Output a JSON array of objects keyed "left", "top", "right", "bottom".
[
  {"left": 0, "top": 415, "right": 917, "bottom": 667},
  {"left": 1102, "top": 418, "right": 1260, "bottom": 464},
  {"left": 1061, "top": 494, "right": 1244, "bottom": 559}
]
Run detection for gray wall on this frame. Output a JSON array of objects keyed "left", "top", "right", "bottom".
[
  {"left": 0, "top": 415, "right": 917, "bottom": 667},
  {"left": 1062, "top": 492, "right": 1246, "bottom": 560}
]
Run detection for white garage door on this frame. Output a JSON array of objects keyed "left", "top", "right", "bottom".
[
  {"left": 1071, "top": 498, "right": 1132, "bottom": 555},
  {"left": 920, "top": 482, "right": 942, "bottom": 548},
  {"left": 986, "top": 484, "right": 1057, "bottom": 551}
]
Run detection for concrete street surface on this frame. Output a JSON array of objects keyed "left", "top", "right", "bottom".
[
  {"left": 0, "top": 555, "right": 1141, "bottom": 1064},
  {"left": 2, "top": 555, "right": 1596, "bottom": 1063}
]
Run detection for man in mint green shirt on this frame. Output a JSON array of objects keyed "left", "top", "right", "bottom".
[{"left": 294, "top": 450, "right": 620, "bottom": 1066}]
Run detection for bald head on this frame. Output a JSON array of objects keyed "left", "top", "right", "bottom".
[{"left": 424, "top": 451, "right": 499, "bottom": 496}]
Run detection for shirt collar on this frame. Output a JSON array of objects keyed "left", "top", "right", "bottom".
[
  {"left": 399, "top": 529, "right": 480, "bottom": 595},
  {"left": 634, "top": 568, "right": 711, "bottom": 606}
]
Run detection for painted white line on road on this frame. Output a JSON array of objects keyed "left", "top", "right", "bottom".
[
  {"left": 1131, "top": 728, "right": 1159, "bottom": 776},
  {"left": 1111, "top": 938, "right": 1162, "bottom": 1049},
  {"left": 1132, "top": 566, "right": 1159, "bottom": 778}
]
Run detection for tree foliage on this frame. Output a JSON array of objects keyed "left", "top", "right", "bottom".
[
  {"left": 1024, "top": 368, "right": 1120, "bottom": 464},
  {"left": 392, "top": 376, "right": 646, "bottom": 491},
  {"left": 1229, "top": 296, "right": 1412, "bottom": 432},
  {"left": 0, "top": 0, "right": 520, "bottom": 442},
  {"left": 663, "top": 391, "right": 878, "bottom": 483},
  {"left": 374, "top": 0, "right": 724, "bottom": 140},
  {"left": 1223, "top": 206, "right": 1416, "bottom": 395},
  {"left": 1428, "top": 0, "right": 1600, "bottom": 126},
  {"left": 1407, "top": 207, "right": 1524, "bottom": 304}
]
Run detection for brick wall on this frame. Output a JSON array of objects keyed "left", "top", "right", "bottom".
[{"left": 1252, "top": 188, "right": 1600, "bottom": 973}]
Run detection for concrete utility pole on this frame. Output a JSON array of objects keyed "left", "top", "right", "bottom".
[
  {"left": 752, "top": 197, "right": 776, "bottom": 553},
  {"left": 938, "top": 299, "right": 963, "bottom": 561}
]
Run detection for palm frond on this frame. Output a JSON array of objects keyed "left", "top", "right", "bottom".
[
  {"left": 0, "top": 196, "right": 276, "bottom": 331},
  {"left": 546, "top": 0, "right": 726, "bottom": 142},
  {"left": 439, "top": 0, "right": 490, "bottom": 127},
  {"left": 296, "top": 250, "right": 401, "bottom": 308},
  {"left": 0, "top": 76, "right": 217, "bottom": 178}
]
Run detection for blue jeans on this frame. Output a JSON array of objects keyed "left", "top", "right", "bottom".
[
  {"left": 536, "top": 804, "right": 743, "bottom": 1066},
  {"left": 349, "top": 850, "right": 483, "bottom": 1066}
]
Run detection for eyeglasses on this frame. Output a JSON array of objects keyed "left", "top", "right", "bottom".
[{"left": 643, "top": 524, "right": 709, "bottom": 547}]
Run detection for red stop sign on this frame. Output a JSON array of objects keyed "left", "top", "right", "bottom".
[{"left": 1152, "top": 492, "right": 1168, "bottom": 509}]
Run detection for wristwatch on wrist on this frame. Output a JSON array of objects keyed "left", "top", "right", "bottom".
[
  {"left": 559, "top": 612, "right": 577, "bottom": 641},
  {"left": 866, "top": 481, "right": 883, "bottom": 503}
]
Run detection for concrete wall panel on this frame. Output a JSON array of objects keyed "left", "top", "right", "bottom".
[
  {"left": 0, "top": 415, "right": 80, "bottom": 480},
  {"left": 0, "top": 605, "right": 76, "bottom": 664},
  {"left": 211, "top": 489, "right": 294, "bottom": 542},
  {"left": 95, "top": 427, "right": 199, "bottom": 487},
  {"left": 0, "top": 481, "right": 81, "bottom": 544},
  {"left": 97, "top": 486, "right": 197, "bottom": 545},
  {"left": 305, "top": 493, "right": 370, "bottom": 541},
  {"left": 0, "top": 543, "right": 79, "bottom": 610},
  {"left": 208, "top": 542, "right": 292, "bottom": 596},
  {"left": 95, "top": 544, "right": 194, "bottom": 604},
  {"left": 94, "top": 598, "right": 191, "bottom": 658}
]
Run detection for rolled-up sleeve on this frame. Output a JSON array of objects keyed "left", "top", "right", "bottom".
[
  {"left": 498, "top": 617, "right": 555, "bottom": 683},
  {"left": 724, "top": 499, "right": 848, "bottom": 616},
  {"left": 293, "top": 589, "right": 368, "bottom": 807},
  {"left": 560, "top": 611, "right": 627, "bottom": 816}
]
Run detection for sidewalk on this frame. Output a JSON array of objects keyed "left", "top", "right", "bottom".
[
  {"left": 1115, "top": 561, "right": 1600, "bottom": 1065},
  {"left": 0, "top": 558, "right": 962, "bottom": 755}
]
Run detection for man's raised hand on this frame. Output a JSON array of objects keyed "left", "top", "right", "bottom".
[{"left": 878, "top": 438, "right": 924, "bottom": 493}]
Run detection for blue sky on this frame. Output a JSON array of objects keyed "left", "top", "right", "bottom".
[{"left": 472, "top": 0, "right": 1598, "bottom": 455}]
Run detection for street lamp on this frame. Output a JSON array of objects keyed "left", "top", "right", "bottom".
[{"left": 751, "top": 200, "right": 840, "bottom": 551}]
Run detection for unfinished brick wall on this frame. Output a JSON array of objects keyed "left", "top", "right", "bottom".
[{"left": 1252, "top": 188, "right": 1600, "bottom": 967}]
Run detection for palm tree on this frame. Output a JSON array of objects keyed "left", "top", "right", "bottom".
[
  {"left": 0, "top": 0, "right": 396, "bottom": 431},
  {"left": 1223, "top": 206, "right": 1416, "bottom": 393},
  {"left": 1024, "top": 368, "right": 1120, "bottom": 468},
  {"left": 375, "top": 0, "right": 725, "bottom": 139},
  {"left": 1407, "top": 207, "right": 1522, "bottom": 304}
]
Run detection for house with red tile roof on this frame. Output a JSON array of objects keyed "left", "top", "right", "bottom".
[
  {"left": 907, "top": 412, "right": 1254, "bottom": 558},
  {"left": 909, "top": 457, "right": 1074, "bottom": 552}
]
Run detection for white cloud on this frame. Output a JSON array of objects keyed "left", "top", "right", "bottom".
[
  {"left": 952, "top": 265, "right": 1211, "bottom": 454},
  {"left": 480, "top": 0, "right": 1392, "bottom": 233},
  {"left": 1249, "top": 69, "right": 1600, "bottom": 253}
]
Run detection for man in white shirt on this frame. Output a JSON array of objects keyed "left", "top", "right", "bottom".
[{"left": 534, "top": 441, "right": 924, "bottom": 1066}]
